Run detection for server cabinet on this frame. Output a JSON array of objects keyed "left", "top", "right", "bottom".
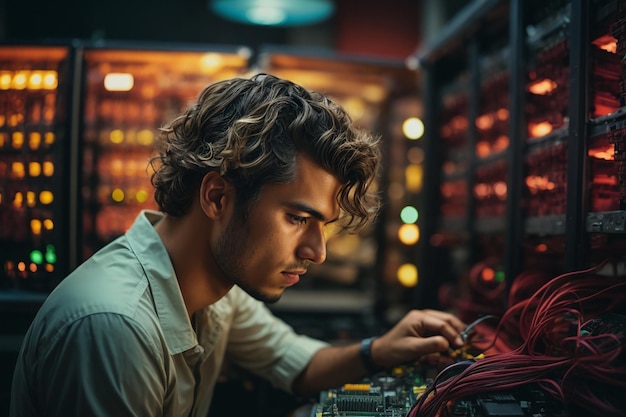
[
  {"left": 78, "top": 42, "right": 251, "bottom": 260},
  {"left": 0, "top": 44, "right": 76, "bottom": 294},
  {"left": 416, "top": 0, "right": 626, "bottom": 319},
  {"left": 0, "top": 41, "right": 252, "bottom": 297}
]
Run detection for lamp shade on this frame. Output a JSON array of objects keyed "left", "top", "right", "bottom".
[{"left": 210, "top": 0, "right": 335, "bottom": 27}]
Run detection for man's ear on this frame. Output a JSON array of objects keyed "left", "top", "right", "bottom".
[{"left": 199, "top": 171, "right": 232, "bottom": 219}]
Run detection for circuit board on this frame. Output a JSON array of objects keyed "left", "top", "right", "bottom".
[
  {"left": 310, "top": 367, "right": 427, "bottom": 417},
  {"left": 310, "top": 366, "right": 570, "bottom": 417}
]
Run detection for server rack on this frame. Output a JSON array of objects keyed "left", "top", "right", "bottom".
[
  {"left": 416, "top": 0, "right": 626, "bottom": 322},
  {"left": 0, "top": 41, "right": 252, "bottom": 299},
  {"left": 77, "top": 41, "right": 251, "bottom": 260},
  {"left": 0, "top": 44, "right": 77, "bottom": 295}
]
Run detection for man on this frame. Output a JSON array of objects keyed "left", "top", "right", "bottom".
[{"left": 11, "top": 74, "right": 465, "bottom": 416}]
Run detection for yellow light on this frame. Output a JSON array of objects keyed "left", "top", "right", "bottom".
[
  {"left": 31, "top": 219, "right": 42, "bottom": 235},
  {"left": 135, "top": 189, "right": 149, "bottom": 203},
  {"left": 39, "top": 190, "right": 54, "bottom": 205},
  {"left": 12, "top": 71, "right": 29, "bottom": 89},
  {"left": 110, "top": 129, "right": 124, "bottom": 144},
  {"left": 397, "top": 263, "right": 418, "bottom": 288},
  {"left": 0, "top": 71, "right": 11, "bottom": 89},
  {"left": 43, "top": 161, "right": 54, "bottom": 176},
  {"left": 42, "top": 71, "right": 58, "bottom": 89},
  {"left": 402, "top": 117, "right": 424, "bottom": 140},
  {"left": 13, "top": 192, "right": 23, "bottom": 208},
  {"left": 104, "top": 73, "right": 134, "bottom": 92},
  {"left": 405, "top": 164, "right": 423, "bottom": 192},
  {"left": 12, "top": 131, "right": 24, "bottom": 149},
  {"left": 43, "top": 219, "right": 54, "bottom": 230},
  {"left": 28, "top": 71, "right": 44, "bottom": 89},
  {"left": 29, "top": 162, "right": 41, "bottom": 177},
  {"left": 26, "top": 191, "right": 36, "bottom": 207},
  {"left": 200, "top": 53, "right": 223, "bottom": 70},
  {"left": 29, "top": 132, "right": 42, "bottom": 150},
  {"left": 398, "top": 224, "right": 420, "bottom": 245},
  {"left": 137, "top": 129, "right": 154, "bottom": 145},
  {"left": 111, "top": 188, "right": 125, "bottom": 202},
  {"left": 17, "top": 262, "right": 26, "bottom": 272},
  {"left": 11, "top": 162, "right": 25, "bottom": 179},
  {"left": 45, "top": 264, "right": 54, "bottom": 272},
  {"left": 44, "top": 132, "right": 55, "bottom": 145}
]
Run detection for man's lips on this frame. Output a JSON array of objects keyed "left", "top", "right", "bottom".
[{"left": 282, "top": 271, "right": 305, "bottom": 285}]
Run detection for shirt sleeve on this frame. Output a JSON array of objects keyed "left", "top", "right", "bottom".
[
  {"left": 224, "top": 288, "right": 329, "bottom": 393},
  {"left": 11, "top": 313, "right": 171, "bottom": 417}
]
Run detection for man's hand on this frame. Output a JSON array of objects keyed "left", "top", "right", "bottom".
[{"left": 369, "top": 309, "right": 466, "bottom": 369}]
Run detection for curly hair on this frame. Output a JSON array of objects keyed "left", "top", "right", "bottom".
[{"left": 149, "top": 73, "right": 381, "bottom": 232}]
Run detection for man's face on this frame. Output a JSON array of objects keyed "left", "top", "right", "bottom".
[{"left": 213, "top": 155, "right": 342, "bottom": 303}]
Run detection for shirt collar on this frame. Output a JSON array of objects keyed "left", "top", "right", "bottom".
[{"left": 126, "top": 210, "right": 198, "bottom": 355}]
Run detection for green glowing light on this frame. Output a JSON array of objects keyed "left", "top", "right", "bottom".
[
  {"left": 30, "top": 250, "right": 43, "bottom": 265},
  {"left": 45, "top": 245, "right": 57, "bottom": 264},
  {"left": 400, "top": 206, "right": 419, "bottom": 224}
]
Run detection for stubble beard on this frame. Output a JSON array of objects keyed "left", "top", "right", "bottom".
[{"left": 214, "top": 212, "right": 283, "bottom": 304}]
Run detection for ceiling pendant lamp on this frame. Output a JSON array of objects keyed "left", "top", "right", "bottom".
[{"left": 210, "top": 0, "right": 335, "bottom": 27}]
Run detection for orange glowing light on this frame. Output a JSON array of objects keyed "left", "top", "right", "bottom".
[
  {"left": 496, "top": 108, "right": 509, "bottom": 121},
  {"left": 39, "top": 190, "right": 54, "bottom": 205},
  {"left": 29, "top": 132, "right": 42, "bottom": 150},
  {"left": 528, "top": 79, "right": 557, "bottom": 95},
  {"left": 31, "top": 219, "right": 42, "bottom": 235},
  {"left": 592, "top": 34, "right": 617, "bottom": 54},
  {"left": 475, "top": 114, "right": 494, "bottom": 130},
  {"left": 536, "top": 243, "right": 548, "bottom": 253},
  {"left": 529, "top": 121, "right": 553, "bottom": 138},
  {"left": 43, "top": 219, "right": 54, "bottom": 230},
  {"left": 589, "top": 145, "right": 615, "bottom": 160},
  {"left": 481, "top": 268, "right": 495, "bottom": 282},
  {"left": 476, "top": 141, "right": 491, "bottom": 158}
]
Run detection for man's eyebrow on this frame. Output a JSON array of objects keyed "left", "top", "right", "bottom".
[{"left": 286, "top": 202, "right": 339, "bottom": 223}]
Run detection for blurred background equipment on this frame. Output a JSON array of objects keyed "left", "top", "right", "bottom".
[{"left": 1, "top": 0, "right": 626, "bottom": 416}]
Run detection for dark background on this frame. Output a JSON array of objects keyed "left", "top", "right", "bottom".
[{"left": 0, "top": 0, "right": 432, "bottom": 61}]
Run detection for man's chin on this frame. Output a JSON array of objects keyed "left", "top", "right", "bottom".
[{"left": 238, "top": 284, "right": 283, "bottom": 304}]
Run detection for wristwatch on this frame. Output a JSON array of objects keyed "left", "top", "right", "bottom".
[{"left": 359, "top": 337, "right": 382, "bottom": 374}]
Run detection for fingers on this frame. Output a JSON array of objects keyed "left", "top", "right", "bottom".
[
  {"left": 408, "top": 310, "right": 466, "bottom": 348},
  {"left": 410, "top": 335, "right": 450, "bottom": 357},
  {"left": 421, "top": 309, "right": 467, "bottom": 333}
]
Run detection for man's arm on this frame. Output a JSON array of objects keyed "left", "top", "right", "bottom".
[
  {"left": 12, "top": 313, "right": 169, "bottom": 417},
  {"left": 292, "top": 309, "right": 466, "bottom": 396}
]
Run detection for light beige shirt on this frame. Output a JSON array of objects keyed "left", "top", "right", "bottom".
[{"left": 11, "top": 211, "right": 328, "bottom": 417}]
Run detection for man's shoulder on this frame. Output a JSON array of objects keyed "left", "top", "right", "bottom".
[{"left": 30, "top": 243, "right": 156, "bottom": 345}]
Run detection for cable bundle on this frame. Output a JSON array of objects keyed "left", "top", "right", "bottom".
[{"left": 410, "top": 261, "right": 626, "bottom": 417}]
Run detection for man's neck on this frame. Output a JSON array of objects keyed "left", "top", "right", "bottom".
[{"left": 155, "top": 211, "right": 233, "bottom": 319}]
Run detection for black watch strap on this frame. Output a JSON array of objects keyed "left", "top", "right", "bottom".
[{"left": 359, "top": 337, "right": 382, "bottom": 374}]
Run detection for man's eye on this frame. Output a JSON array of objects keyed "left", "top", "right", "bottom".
[{"left": 289, "top": 214, "right": 307, "bottom": 225}]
